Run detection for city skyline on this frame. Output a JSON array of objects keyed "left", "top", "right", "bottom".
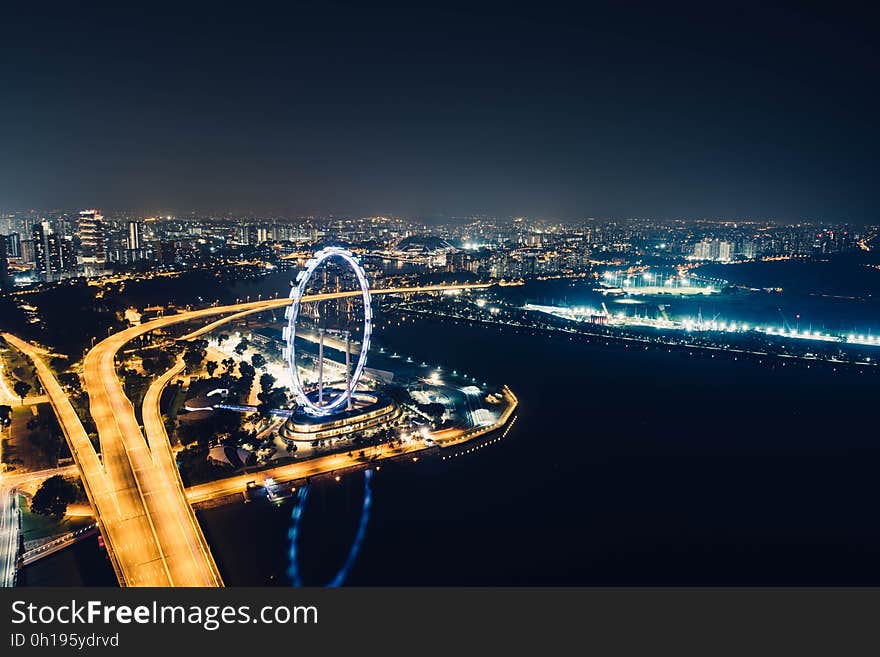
[{"left": 1, "top": 207, "right": 869, "bottom": 287}]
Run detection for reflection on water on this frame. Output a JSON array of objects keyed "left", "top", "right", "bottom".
[{"left": 287, "top": 469, "right": 373, "bottom": 587}]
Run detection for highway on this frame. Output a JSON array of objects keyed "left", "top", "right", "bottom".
[
  {"left": 141, "top": 357, "right": 222, "bottom": 584},
  {"left": 4, "top": 282, "right": 494, "bottom": 587},
  {"left": 0, "top": 464, "right": 81, "bottom": 495},
  {"left": 179, "top": 282, "right": 494, "bottom": 341},
  {"left": 2, "top": 334, "right": 129, "bottom": 584},
  {"left": 0, "top": 487, "right": 19, "bottom": 587},
  {"left": 20, "top": 523, "right": 99, "bottom": 566},
  {"left": 84, "top": 332, "right": 222, "bottom": 586}
]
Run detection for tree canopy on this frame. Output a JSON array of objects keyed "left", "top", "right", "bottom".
[
  {"left": 31, "top": 475, "right": 80, "bottom": 518},
  {"left": 182, "top": 340, "right": 208, "bottom": 373},
  {"left": 259, "top": 372, "right": 276, "bottom": 394},
  {"left": 13, "top": 380, "right": 31, "bottom": 402}
]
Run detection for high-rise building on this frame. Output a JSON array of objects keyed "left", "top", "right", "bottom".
[
  {"left": 693, "top": 239, "right": 725, "bottom": 261},
  {"left": 155, "top": 240, "right": 176, "bottom": 265},
  {"left": 33, "top": 221, "right": 64, "bottom": 280},
  {"left": 525, "top": 232, "right": 543, "bottom": 247},
  {"left": 128, "top": 221, "right": 142, "bottom": 250},
  {"left": 271, "top": 224, "right": 292, "bottom": 241},
  {"left": 0, "top": 237, "right": 9, "bottom": 290},
  {"left": 78, "top": 209, "right": 107, "bottom": 275},
  {"left": 445, "top": 251, "right": 471, "bottom": 273},
  {"left": 58, "top": 236, "right": 77, "bottom": 274},
  {"left": 692, "top": 239, "right": 713, "bottom": 260},
  {"left": 20, "top": 239, "right": 35, "bottom": 266},
  {"left": 240, "top": 225, "right": 270, "bottom": 245},
  {"left": 33, "top": 222, "right": 48, "bottom": 278},
  {"left": 5, "top": 232, "right": 21, "bottom": 259}
]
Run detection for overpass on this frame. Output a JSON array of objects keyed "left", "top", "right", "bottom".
[
  {"left": 20, "top": 523, "right": 99, "bottom": 566},
  {"left": 6, "top": 282, "right": 493, "bottom": 586}
]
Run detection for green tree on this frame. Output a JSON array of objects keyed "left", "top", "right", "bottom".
[
  {"left": 217, "top": 333, "right": 230, "bottom": 346},
  {"left": 205, "top": 360, "right": 218, "bottom": 377},
  {"left": 257, "top": 387, "right": 287, "bottom": 418},
  {"left": 13, "top": 380, "right": 31, "bottom": 403},
  {"left": 251, "top": 353, "right": 266, "bottom": 370},
  {"left": 419, "top": 402, "right": 446, "bottom": 424},
  {"left": 259, "top": 372, "right": 276, "bottom": 394},
  {"left": 233, "top": 338, "right": 249, "bottom": 356},
  {"left": 31, "top": 475, "right": 79, "bottom": 518},
  {"left": 238, "top": 361, "right": 256, "bottom": 381},
  {"left": 142, "top": 350, "right": 175, "bottom": 376},
  {"left": 175, "top": 420, "right": 200, "bottom": 446},
  {"left": 182, "top": 344, "right": 207, "bottom": 373}
]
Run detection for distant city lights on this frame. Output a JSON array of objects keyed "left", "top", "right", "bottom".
[{"left": 525, "top": 303, "right": 880, "bottom": 348}]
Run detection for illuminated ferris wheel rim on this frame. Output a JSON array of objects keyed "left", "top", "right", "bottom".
[{"left": 284, "top": 247, "right": 372, "bottom": 416}]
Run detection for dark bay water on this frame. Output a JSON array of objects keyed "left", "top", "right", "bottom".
[
  {"left": 19, "top": 535, "right": 117, "bottom": 586},
  {"left": 198, "top": 316, "right": 880, "bottom": 586},
  {"left": 701, "top": 253, "right": 880, "bottom": 299}
]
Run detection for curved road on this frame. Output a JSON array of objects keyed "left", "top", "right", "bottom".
[
  {"left": 80, "top": 282, "right": 493, "bottom": 586},
  {"left": 2, "top": 334, "right": 127, "bottom": 583}
]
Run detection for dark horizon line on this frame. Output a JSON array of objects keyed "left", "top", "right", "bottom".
[{"left": 0, "top": 207, "right": 874, "bottom": 227}]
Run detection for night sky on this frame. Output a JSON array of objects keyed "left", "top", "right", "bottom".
[{"left": 1, "top": 1, "right": 877, "bottom": 221}]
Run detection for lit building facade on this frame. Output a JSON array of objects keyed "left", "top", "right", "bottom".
[{"left": 78, "top": 209, "right": 107, "bottom": 275}]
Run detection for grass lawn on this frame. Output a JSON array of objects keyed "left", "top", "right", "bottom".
[
  {"left": 18, "top": 494, "right": 93, "bottom": 543},
  {"left": 2, "top": 405, "right": 54, "bottom": 471},
  {"left": 1, "top": 345, "right": 41, "bottom": 395}
]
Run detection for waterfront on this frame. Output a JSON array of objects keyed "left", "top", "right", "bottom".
[
  {"left": 20, "top": 258, "right": 880, "bottom": 586},
  {"left": 515, "top": 256, "right": 880, "bottom": 335},
  {"left": 186, "top": 314, "right": 878, "bottom": 586}
]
